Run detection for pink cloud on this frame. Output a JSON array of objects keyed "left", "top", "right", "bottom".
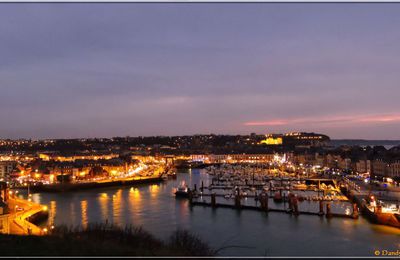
[
  {"left": 244, "top": 120, "right": 288, "bottom": 126},
  {"left": 244, "top": 113, "right": 400, "bottom": 126}
]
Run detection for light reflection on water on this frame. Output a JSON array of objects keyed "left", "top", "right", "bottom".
[
  {"left": 98, "top": 193, "right": 109, "bottom": 223},
  {"left": 27, "top": 169, "right": 399, "bottom": 256},
  {"left": 112, "top": 190, "right": 122, "bottom": 226},
  {"left": 48, "top": 201, "right": 56, "bottom": 226},
  {"left": 81, "top": 200, "right": 88, "bottom": 229}
]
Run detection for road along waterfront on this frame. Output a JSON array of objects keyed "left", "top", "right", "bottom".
[
  {"left": 23, "top": 169, "right": 400, "bottom": 256},
  {"left": 7, "top": 195, "right": 49, "bottom": 235}
]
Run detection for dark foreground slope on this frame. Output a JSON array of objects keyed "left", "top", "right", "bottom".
[{"left": 0, "top": 223, "right": 215, "bottom": 256}]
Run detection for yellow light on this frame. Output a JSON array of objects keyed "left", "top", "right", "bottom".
[
  {"left": 260, "top": 137, "right": 283, "bottom": 145},
  {"left": 42, "top": 206, "right": 48, "bottom": 211}
]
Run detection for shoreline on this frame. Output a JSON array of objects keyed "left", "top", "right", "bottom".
[{"left": 14, "top": 176, "right": 164, "bottom": 193}]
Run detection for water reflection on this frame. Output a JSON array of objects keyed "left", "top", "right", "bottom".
[
  {"left": 149, "top": 184, "right": 160, "bottom": 198},
  {"left": 98, "top": 193, "right": 109, "bottom": 223},
  {"left": 129, "top": 187, "right": 142, "bottom": 226},
  {"left": 112, "top": 190, "right": 122, "bottom": 226},
  {"left": 70, "top": 202, "right": 77, "bottom": 225},
  {"left": 81, "top": 200, "right": 88, "bottom": 229},
  {"left": 49, "top": 200, "right": 56, "bottom": 226}
]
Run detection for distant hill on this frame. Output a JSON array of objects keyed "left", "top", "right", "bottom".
[{"left": 330, "top": 139, "right": 400, "bottom": 148}]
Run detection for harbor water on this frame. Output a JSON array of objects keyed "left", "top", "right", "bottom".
[{"left": 25, "top": 169, "right": 399, "bottom": 256}]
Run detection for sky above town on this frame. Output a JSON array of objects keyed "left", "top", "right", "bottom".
[{"left": 1, "top": 3, "right": 400, "bottom": 140}]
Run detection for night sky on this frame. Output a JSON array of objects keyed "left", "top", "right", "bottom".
[{"left": 1, "top": 3, "right": 400, "bottom": 139}]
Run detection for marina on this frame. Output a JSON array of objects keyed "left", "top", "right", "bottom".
[
  {"left": 19, "top": 168, "right": 398, "bottom": 256},
  {"left": 175, "top": 164, "right": 357, "bottom": 219}
]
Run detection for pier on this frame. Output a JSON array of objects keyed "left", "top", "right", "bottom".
[
  {"left": 176, "top": 163, "right": 362, "bottom": 221},
  {"left": 189, "top": 200, "right": 356, "bottom": 219},
  {"left": 186, "top": 190, "right": 357, "bottom": 219}
]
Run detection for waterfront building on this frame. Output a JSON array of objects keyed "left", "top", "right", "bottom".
[
  {"left": 372, "top": 159, "right": 400, "bottom": 178},
  {"left": 0, "top": 161, "right": 16, "bottom": 179},
  {"left": 291, "top": 153, "right": 317, "bottom": 166},
  {"left": 38, "top": 152, "right": 119, "bottom": 162},
  {"left": 189, "top": 153, "right": 275, "bottom": 164},
  {"left": 0, "top": 182, "right": 9, "bottom": 218},
  {"left": 338, "top": 158, "right": 352, "bottom": 170},
  {"left": 386, "top": 161, "right": 400, "bottom": 178},
  {"left": 372, "top": 159, "right": 387, "bottom": 178},
  {"left": 355, "top": 160, "right": 372, "bottom": 174}
]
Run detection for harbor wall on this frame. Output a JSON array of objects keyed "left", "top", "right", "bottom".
[{"left": 29, "top": 177, "right": 164, "bottom": 193}]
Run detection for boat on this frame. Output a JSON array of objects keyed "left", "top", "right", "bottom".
[
  {"left": 362, "top": 196, "right": 400, "bottom": 228},
  {"left": 175, "top": 182, "right": 190, "bottom": 198},
  {"left": 167, "top": 171, "right": 177, "bottom": 179}
]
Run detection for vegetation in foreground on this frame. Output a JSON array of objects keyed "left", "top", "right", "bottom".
[{"left": 0, "top": 223, "right": 215, "bottom": 256}]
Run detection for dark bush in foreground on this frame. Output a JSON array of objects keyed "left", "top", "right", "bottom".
[
  {"left": 167, "top": 229, "right": 215, "bottom": 256},
  {"left": 0, "top": 223, "right": 215, "bottom": 256}
]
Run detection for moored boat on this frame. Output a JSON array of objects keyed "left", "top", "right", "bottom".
[{"left": 175, "top": 181, "right": 190, "bottom": 198}]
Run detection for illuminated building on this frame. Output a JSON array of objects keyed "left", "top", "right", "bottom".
[
  {"left": 259, "top": 132, "right": 329, "bottom": 147},
  {"left": 283, "top": 132, "right": 330, "bottom": 147},
  {"left": 0, "top": 162, "right": 16, "bottom": 179},
  {"left": 259, "top": 135, "right": 283, "bottom": 145}
]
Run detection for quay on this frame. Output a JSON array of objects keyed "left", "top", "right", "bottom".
[
  {"left": 25, "top": 176, "right": 164, "bottom": 193},
  {"left": 341, "top": 178, "right": 400, "bottom": 229}
]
